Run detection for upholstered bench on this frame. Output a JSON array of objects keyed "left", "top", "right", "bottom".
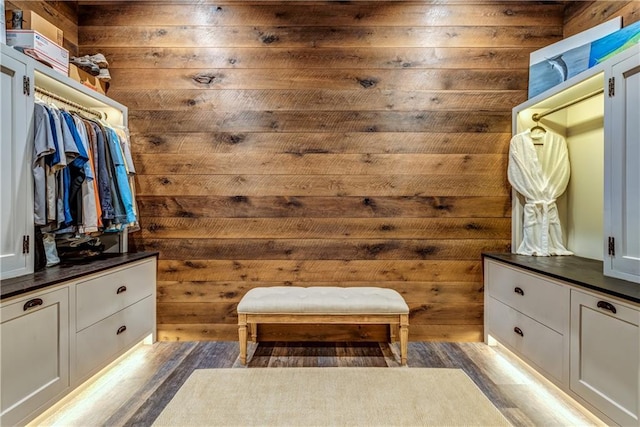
[{"left": 237, "top": 286, "right": 409, "bottom": 365}]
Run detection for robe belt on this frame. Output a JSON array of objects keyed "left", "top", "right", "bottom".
[{"left": 525, "top": 200, "right": 555, "bottom": 255}]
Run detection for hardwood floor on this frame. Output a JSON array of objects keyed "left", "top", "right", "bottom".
[{"left": 32, "top": 341, "right": 604, "bottom": 426}]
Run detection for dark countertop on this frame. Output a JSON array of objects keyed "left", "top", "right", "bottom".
[
  {"left": 483, "top": 252, "right": 640, "bottom": 304},
  {"left": 1, "top": 252, "right": 158, "bottom": 301}
]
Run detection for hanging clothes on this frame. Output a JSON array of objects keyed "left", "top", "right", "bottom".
[
  {"left": 105, "top": 127, "right": 137, "bottom": 224},
  {"left": 73, "top": 114, "right": 99, "bottom": 233},
  {"left": 60, "top": 110, "right": 89, "bottom": 227},
  {"left": 33, "top": 103, "right": 56, "bottom": 225},
  {"left": 32, "top": 93, "right": 138, "bottom": 235},
  {"left": 89, "top": 121, "right": 116, "bottom": 222},
  {"left": 114, "top": 126, "right": 139, "bottom": 231},
  {"left": 508, "top": 129, "right": 573, "bottom": 256},
  {"left": 42, "top": 104, "right": 67, "bottom": 225}
]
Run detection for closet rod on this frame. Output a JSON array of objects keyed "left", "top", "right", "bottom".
[
  {"left": 532, "top": 88, "right": 604, "bottom": 122},
  {"left": 34, "top": 86, "right": 104, "bottom": 119}
]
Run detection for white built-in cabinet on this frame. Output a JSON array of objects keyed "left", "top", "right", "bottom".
[
  {"left": 0, "top": 257, "right": 157, "bottom": 426},
  {"left": 604, "top": 51, "right": 640, "bottom": 283},
  {"left": 1, "top": 45, "right": 34, "bottom": 280},
  {"left": 570, "top": 289, "right": 639, "bottom": 426},
  {"left": 0, "top": 43, "right": 129, "bottom": 281},
  {"left": 0, "top": 287, "right": 69, "bottom": 427},
  {"left": 485, "top": 261, "right": 570, "bottom": 385},
  {"left": 485, "top": 257, "right": 639, "bottom": 426},
  {"left": 1, "top": 44, "right": 154, "bottom": 426},
  {"left": 486, "top": 45, "right": 640, "bottom": 426},
  {"left": 74, "top": 259, "right": 156, "bottom": 383},
  {"left": 511, "top": 44, "right": 640, "bottom": 284}
]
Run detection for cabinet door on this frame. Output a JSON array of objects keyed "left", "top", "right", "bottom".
[
  {"left": 604, "top": 49, "right": 640, "bottom": 283},
  {"left": 0, "top": 287, "right": 70, "bottom": 426},
  {"left": 1, "top": 46, "right": 34, "bottom": 280},
  {"left": 570, "top": 290, "right": 639, "bottom": 426}
]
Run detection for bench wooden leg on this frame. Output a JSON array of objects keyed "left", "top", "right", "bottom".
[
  {"left": 250, "top": 322, "right": 258, "bottom": 342},
  {"left": 238, "top": 314, "right": 248, "bottom": 365},
  {"left": 400, "top": 314, "right": 409, "bottom": 366}
]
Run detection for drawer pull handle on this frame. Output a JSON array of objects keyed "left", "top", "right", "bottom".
[
  {"left": 116, "top": 286, "right": 127, "bottom": 294},
  {"left": 23, "top": 298, "right": 43, "bottom": 311},
  {"left": 116, "top": 325, "right": 127, "bottom": 335},
  {"left": 514, "top": 327, "right": 524, "bottom": 337},
  {"left": 514, "top": 287, "right": 524, "bottom": 296},
  {"left": 597, "top": 301, "right": 617, "bottom": 314}
]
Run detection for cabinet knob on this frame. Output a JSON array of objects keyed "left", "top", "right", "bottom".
[
  {"left": 116, "top": 286, "right": 127, "bottom": 294},
  {"left": 514, "top": 327, "right": 524, "bottom": 337},
  {"left": 597, "top": 300, "right": 617, "bottom": 314},
  {"left": 23, "top": 298, "right": 43, "bottom": 311},
  {"left": 514, "top": 287, "right": 524, "bottom": 296},
  {"left": 116, "top": 325, "right": 127, "bottom": 335}
]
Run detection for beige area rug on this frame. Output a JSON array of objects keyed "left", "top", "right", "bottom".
[{"left": 152, "top": 367, "right": 511, "bottom": 426}]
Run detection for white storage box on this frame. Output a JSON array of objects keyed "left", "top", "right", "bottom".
[{"left": 6, "top": 30, "right": 69, "bottom": 75}]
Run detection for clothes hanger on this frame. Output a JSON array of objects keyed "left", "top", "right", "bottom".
[{"left": 530, "top": 117, "right": 546, "bottom": 145}]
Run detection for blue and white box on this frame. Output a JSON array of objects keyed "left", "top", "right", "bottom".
[{"left": 6, "top": 29, "right": 69, "bottom": 75}]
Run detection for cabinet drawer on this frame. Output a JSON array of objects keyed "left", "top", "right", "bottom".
[
  {"left": 76, "top": 259, "right": 155, "bottom": 331},
  {"left": 487, "top": 296, "right": 564, "bottom": 382},
  {"left": 570, "top": 290, "right": 639, "bottom": 426},
  {"left": 486, "top": 260, "right": 569, "bottom": 333},
  {"left": 0, "top": 287, "right": 69, "bottom": 426},
  {"left": 76, "top": 296, "right": 154, "bottom": 381}
]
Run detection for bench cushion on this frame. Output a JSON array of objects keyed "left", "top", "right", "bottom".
[{"left": 237, "top": 287, "right": 409, "bottom": 315}]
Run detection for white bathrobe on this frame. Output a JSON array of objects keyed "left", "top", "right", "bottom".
[{"left": 508, "top": 129, "right": 573, "bottom": 256}]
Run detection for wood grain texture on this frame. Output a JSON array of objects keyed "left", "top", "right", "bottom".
[
  {"left": 132, "top": 153, "right": 507, "bottom": 175},
  {"left": 127, "top": 110, "right": 511, "bottom": 133},
  {"left": 87, "top": 47, "right": 532, "bottom": 70},
  {"left": 110, "top": 89, "right": 526, "bottom": 112},
  {"left": 563, "top": 1, "right": 639, "bottom": 38},
  {"left": 136, "top": 195, "right": 511, "bottom": 217},
  {"left": 156, "top": 259, "right": 482, "bottom": 282},
  {"left": 140, "top": 217, "right": 510, "bottom": 239},
  {"left": 109, "top": 69, "right": 529, "bottom": 91},
  {"left": 134, "top": 174, "right": 510, "bottom": 197},
  {"left": 142, "top": 239, "right": 511, "bottom": 260},
  {"left": 77, "top": 1, "right": 564, "bottom": 341},
  {"left": 78, "top": 3, "right": 564, "bottom": 27},
  {"left": 156, "top": 281, "right": 486, "bottom": 303},
  {"left": 129, "top": 132, "right": 511, "bottom": 154},
  {"left": 80, "top": 25, "right": 562, "bottom": 48}
]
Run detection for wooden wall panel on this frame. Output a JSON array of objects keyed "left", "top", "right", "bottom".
[
  {"left": 564, "top": 1, "right": 639, "bottom": 38},
  {"left": 106, "top": 69, "right": 529, "bottom": 91},
  {"left": 78, "top": 1, "right": 567, "bottom": 343}
]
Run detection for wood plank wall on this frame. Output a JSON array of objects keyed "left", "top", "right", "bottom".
[
  {"left": 564, "top": 1, "right": 639, "bottom": 38},
  {"left": 6, "top": 0, "right": 634, "bottom": 343},
  {"left": 75, "top": 1, "right": 571, "bottom": 342}
]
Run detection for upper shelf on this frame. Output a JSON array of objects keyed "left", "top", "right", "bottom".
[{"left": 5, "top": 45, "right": 130, "bottom": 127}]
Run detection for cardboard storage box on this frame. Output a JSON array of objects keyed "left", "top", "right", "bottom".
[
  {"left": 6, "top": 30, "right": 69, "bottom": 76},
  {"left": 5, "top": 9, "right": 64, "bottom": 46},
  {"left": 69, "top": 64, "right": 106, "bottom": 95}
]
